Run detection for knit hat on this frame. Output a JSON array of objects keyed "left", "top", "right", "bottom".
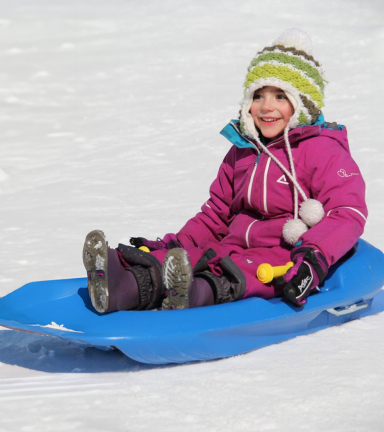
[
  {"left": 240, "top": 28, "right": 325, "bottom": 141},
  {"left": 239, "top": 29, "right": 326, "bottom": 246}
]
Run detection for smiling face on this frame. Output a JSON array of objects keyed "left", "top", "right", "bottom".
[{"left": 250, "top": 86, "right": 294, "bottom": 140}]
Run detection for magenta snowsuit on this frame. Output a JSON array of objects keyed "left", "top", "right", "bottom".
[{"left": 149, "top": 119, "right": 367, "bottom": 300}]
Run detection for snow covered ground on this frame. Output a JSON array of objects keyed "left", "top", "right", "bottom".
[{"left": 0, "top": 0, "right": 384, "bottom": 430}]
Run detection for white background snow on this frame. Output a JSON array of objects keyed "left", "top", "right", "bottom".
[{"left": 0, "top": 0, "right": 384, "bottom": 430}]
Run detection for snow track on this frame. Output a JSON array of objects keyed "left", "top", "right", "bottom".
[{"left": 0, "top": 376, "right": 114, "bottom": 401}]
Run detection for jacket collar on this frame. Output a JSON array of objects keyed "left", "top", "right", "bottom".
[{"left": 220, "top": 120, "right": 323, "bottom": 151}]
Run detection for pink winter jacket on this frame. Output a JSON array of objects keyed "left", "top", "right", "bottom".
[{"left": 176, "top": 120, "right": 368, "bottom": 269}]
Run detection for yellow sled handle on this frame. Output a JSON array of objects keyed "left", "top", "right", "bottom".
[
  {"left": 139, "top": 246, "right": 150, "bottom": 253},
  {"left": 257, "top": 261, "right": 294, "bottom": 284}
]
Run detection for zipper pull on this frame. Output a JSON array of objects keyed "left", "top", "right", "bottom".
[{"left": 255, "top": 154, "right": 261, "bottom": 165}]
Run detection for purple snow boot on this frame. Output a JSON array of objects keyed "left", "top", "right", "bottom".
[
  {"left": 162, "top": 248, "right": 215, "bottom": 309},
  {"left": 82, "top": 230, "right": 140, "bottom": 313}
]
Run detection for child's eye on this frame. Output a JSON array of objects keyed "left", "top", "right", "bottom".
[
  {"left": 276, "top": 94, "right": 288, "bottom": 100},
  {"left": 253, "top": 93, "right": 262, "bottom": 100}
]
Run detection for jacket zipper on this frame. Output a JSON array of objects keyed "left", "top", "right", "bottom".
[
  {"left": 263, "top": 157, "right": 271, "bottom": 214},
  {"left": 247, "top": 153, "right": 261, "bottom": 208}
]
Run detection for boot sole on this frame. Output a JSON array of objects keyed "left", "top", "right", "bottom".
[
  {"left": 82, "top": 230, "right": 109, "bottom": 313},
  {"left": 162, "top": 248, "right": 191, "bottom": 310}
]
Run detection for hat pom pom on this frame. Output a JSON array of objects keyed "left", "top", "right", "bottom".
[
  {"left": 299, "top": 199, "right": 324, "bottom": 227},
  {"left": 273, "top": 29, "right": 313, "bottom": 55},
  {"left": 282, "top": 218, "right": 308, "bottom": 246}
]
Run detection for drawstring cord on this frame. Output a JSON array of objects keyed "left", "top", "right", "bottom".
[{"left": 253, "top": 127, "right": 307, "bottom": 220}]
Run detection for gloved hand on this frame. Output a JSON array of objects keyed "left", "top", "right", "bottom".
[
  {"left": 130, "top": 233, "right": 182, "bottom": 251},
  {"left": 276, "top": 247, "right": 328, "bottom": 306}
]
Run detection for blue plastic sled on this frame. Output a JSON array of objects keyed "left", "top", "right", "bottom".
[{"left": 1, "top": 239, "right": 384, "bottom": 365}]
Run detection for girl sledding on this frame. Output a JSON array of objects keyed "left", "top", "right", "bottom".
[
  {"left": 83, "top": 29, "right": 367, "bottom": 314},
  {"left": 1, "top": 29, "right": 383, "bottom": 365}
]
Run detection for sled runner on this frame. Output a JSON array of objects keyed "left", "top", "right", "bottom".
[{"left": 0, "top": 239, "right": 383, "bottom": 365}]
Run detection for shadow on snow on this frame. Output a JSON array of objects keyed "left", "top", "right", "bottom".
[{"left": 0, "top": 329, "right": 168, "bottom": 374}]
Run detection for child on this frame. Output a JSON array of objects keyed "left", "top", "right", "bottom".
[{"left": 83, "top": 29, "right": 367, "bottom": 313}]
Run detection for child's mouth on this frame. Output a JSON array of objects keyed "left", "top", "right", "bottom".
[{"left": 260, "top": 117, "right": 280, "bottom": 124}]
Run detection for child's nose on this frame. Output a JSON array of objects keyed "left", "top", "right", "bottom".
[{"left": 260, "top": 97, "right": 274, "bottom": 111}]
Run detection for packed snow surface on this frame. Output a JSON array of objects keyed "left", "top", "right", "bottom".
[{"left": 0, "top": 0, "right": 384, "bottom": 431}]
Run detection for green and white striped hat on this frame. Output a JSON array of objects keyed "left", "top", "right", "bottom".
[{"left": 239, "top": 29, "right": 326, "bottom": 141}]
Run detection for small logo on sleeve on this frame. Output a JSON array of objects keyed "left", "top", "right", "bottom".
[{"left": 337, "top": 169, "right": 359, "bottom": 178}]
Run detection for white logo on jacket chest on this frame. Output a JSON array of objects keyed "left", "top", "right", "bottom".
[{"left": 277, "top": 175, "right": 289, "bottom": 185}]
